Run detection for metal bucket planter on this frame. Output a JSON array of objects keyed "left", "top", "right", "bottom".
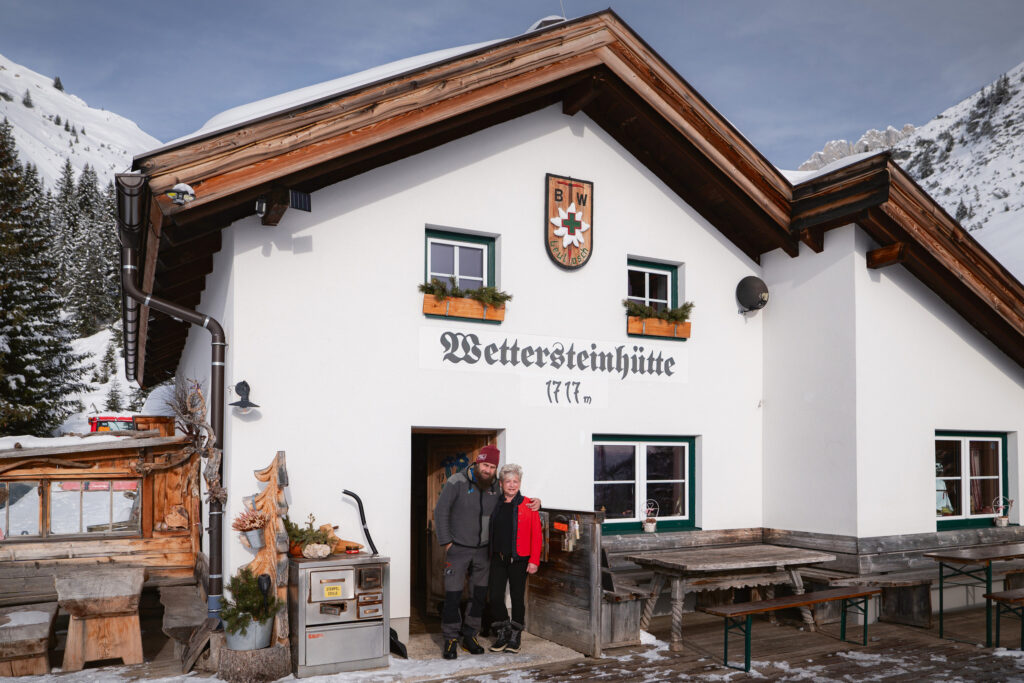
[
  {"left": 225, "top": 617, "right": 274, "bottom": 651},
  {"left": 244, "top": 529, "right": 265, "bottom": 550}
]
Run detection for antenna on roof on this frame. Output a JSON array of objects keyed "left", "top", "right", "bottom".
[{"left": 527, "top": 15, "right": 567, "bottom": 32}]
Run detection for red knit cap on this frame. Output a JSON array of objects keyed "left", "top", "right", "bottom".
[{"left": 476, "top": 445, "right": 500, "bottom": 466}]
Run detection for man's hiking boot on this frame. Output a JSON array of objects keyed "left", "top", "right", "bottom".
[
  {"left": 461, "top": 635, "right": 484, "bottom": 654},
  {"left": 489, "top": 621, "right": 511, "bottom": 652},
  {"left": 443, "top": 639, "right": 458, "bottom": 659}
]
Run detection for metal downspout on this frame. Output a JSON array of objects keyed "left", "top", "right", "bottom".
[{"left": 115, "top": 173, "right": 226, "bottom": 620}]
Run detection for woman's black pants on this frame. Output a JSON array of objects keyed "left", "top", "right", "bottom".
[{"left": 488, "top": 553, "right": 528, "bottom": 625}]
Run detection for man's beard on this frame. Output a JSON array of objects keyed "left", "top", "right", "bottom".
[{"left": 475, "top": 466, "right": 495, "bottom": 487}]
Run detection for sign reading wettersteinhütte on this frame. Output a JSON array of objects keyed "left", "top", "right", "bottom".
[{"left": 545, "top": 173, "right": 593, "bottom": 270}]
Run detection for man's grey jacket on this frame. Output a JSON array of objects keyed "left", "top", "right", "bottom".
[{"left": 434, "top": 466, "right": 501, "bottom": 548}]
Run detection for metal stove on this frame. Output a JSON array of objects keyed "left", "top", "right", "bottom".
[{"left": 288, "top": 554, "right": 389, "bottom": 677}]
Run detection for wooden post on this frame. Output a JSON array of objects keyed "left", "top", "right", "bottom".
[{"left": 242, "top": 452, "right": 290, "bottom": 647}]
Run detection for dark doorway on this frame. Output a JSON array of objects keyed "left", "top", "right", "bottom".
[{"left": 409, "top": 429, "right": 497, "bottom": 634}]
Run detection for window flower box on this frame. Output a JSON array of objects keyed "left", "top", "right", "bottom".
[
  {"left": 423, "top": 294, "right": 505, "bottom": 322},
  {"left": 627, "top": 316, "right": 690, "bottom": 340}
]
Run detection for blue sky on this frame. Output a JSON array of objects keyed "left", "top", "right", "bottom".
[{"left": 2, "top": 0, "right": 1023, "bottom": 168}]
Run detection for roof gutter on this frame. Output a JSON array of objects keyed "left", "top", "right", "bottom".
[{"left": 115, "top": 173, "right": 226, "bottom": 621}]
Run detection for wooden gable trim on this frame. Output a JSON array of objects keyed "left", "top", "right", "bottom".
[{"left": 135, "top": 13, "right": 792, "bottom": 233}]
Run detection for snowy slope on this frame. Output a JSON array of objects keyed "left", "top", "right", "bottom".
[
  {"left": 798, "top": 61, "right": 1024, "bottom": 281},
  {"left": 0, "top": 52, "right": 160, "bottom": 189}
]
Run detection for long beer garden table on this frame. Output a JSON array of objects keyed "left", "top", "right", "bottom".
[
  {"left": 923, "top": 543, "right": 1024, "bottom": 647},
  {"left": 626, "top": 545, "right": 836, "bottom": 652}
]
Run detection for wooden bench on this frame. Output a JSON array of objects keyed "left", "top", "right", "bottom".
[
  {"left": 699, "top": 586, "right": 881, "bottom": 672},
  {"left": 55, "top": 567, "right": 145, "bottom": 671},
  {"left": 600, "top": 549, "right": 656, "bottom": 649},
  {"left": 0, "top": 603, "right": 58, "bottom": 676},
  {"left": 802, "top": 560, "right": 1024, "bottom": 629},
  {"left": 983, "top": 588, "right": 1024, "bottom": 649}
]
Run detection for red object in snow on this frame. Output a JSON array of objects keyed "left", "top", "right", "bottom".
[{"left": 88, "top": 416, "right": 134, "bottom": 432}]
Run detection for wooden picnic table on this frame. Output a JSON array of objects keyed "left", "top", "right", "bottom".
[
  {"left": 923, "top": 542, "right": 1024, "bottom": 647},
  {"left": 627, "top": 544, "right": 836, "bottom": 652}
]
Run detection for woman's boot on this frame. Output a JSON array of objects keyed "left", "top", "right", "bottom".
[
  {"left": 489, "top": 621, "right": 511, "bottom": 652},
  {"left": 505, "top": 621, "right": 523, "bottom": 653}
]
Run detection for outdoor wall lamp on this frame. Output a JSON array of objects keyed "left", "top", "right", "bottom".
[
  {"left": 229, "top": 381, "right": 260, "bottom": 414},
  {"left": 166, "top": 182, "right": 195, "bottom": 205}
]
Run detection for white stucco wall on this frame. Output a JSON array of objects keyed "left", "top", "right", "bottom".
[
  {"left": 852, "top": 228, "right": 1024, "bottom": 537},
  {"left": 762, "top": 223, "right": 1024, "bottom": 538},
  {"left": 174, "top": 104, "right": 767, "bottom": 625},
  {"left": 761, "top": 226, "right": 860, "bottom": 536}
]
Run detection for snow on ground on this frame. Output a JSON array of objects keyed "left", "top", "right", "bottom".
[{"left": 57, "top": 326, "right": 137, "bottom": 435}]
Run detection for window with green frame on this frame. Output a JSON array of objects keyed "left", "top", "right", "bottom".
[
  {"left": 594, "top": 435, "right": 697, "bottom": 534},
  {"left": 424, "top": 228, "right": 495, "bottom": 291},
  {"left": 627, "top": 259, "right": 678, "bottom": 312},
  {"left": 935, "top": 431, "right": 1009, "bottom": 530}
]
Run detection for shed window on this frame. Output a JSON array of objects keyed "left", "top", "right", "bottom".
[
  {"left": 49, "top": 480, "right": 141, "bottom": 535},
  {"left": 0, "top": 481, "right": 40, "bottom": 540},
  {"left": 0, "top": 478, "right": 141, "bottom": 540},
  {"left": 936, "top": 433, "right": 1008, "bottom": 528}
]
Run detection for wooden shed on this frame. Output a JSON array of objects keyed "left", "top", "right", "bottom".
[{"left": 0, "top": 418, "right": 201, "bottom": 606}]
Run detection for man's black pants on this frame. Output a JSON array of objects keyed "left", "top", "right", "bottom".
[{"left": 488, "top": 553, "right": 528, "bottom": 625}]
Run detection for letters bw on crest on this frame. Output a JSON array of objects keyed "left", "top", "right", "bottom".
[{"left": 545, "top": 173, "right": 593, "bottom": 270}]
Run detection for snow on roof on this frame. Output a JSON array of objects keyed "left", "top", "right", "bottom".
[
  {"left": 151, "top": 38, "right": 505, "bottom": 155},
  {"left": 0, "top": 433, "right": 123, "bottom": 451},
  {"left": 779, "top": 151, "right": 887, "bottom": 185}
]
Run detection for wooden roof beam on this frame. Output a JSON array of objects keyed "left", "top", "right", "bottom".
[{"left": 866, "top": 243, "right": 906, "bottom": 269}]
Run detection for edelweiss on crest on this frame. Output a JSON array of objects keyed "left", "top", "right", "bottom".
[{"left": 549, "top": 203, "right": 590, "bottom": 248}]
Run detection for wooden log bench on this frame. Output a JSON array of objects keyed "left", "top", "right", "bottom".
[
  {"left": 699, "top": 586, "right": 881, "bottom": 673},
  {"left": 0, "top": 603, "right": 58, "bottom": 676},
  {"left": 55, "top": 567, "right": 145, "bottom": 672},
  {"left": 983, "top": 588, "right": 1024, "bottom": 650}
]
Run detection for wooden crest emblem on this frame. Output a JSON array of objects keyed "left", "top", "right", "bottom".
[{"left": 545, "top": 174, "right": 593, "bottom": 269}]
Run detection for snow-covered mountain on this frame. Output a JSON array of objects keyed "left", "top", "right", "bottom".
[
  {"left": 798, "top": 61, "right": 1024, "bottom": 280},
  {"left": 0, "top": 52, "right": 159, "bottom": 189}
]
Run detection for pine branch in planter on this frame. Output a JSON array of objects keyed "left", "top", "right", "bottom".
[
  {"left": 622, "top": 299, "right": 694, "bottom": 322},
  {"left": 466, "top": 286, "right": 513, "bottom": 307},
  {"left": 221, "top": 567, "right": 284, "bottom": 635},
  {"left": 419, "top": 278, "right": 512, "bottom": 305}
]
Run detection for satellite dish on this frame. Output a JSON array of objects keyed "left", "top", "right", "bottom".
[{"left": 736, "top": 276, "right": 769, "bottom": 312}]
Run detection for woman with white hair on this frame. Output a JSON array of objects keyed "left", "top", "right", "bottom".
[{"left": 486, "top": 462, "right": 542, "bottom": 653}]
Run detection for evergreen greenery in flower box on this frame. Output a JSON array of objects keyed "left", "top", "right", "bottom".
[
  {"left": 419, "top": 277, "right": 512, "bottom": 322},
  {"left": 623, "top": 300, "right": 694, "bottom": 340},
  {"left": 221, "top": 567, "right": 284, "bottom": 636}
]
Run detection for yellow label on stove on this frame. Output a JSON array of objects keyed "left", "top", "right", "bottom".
[{"left": 323, "top": 585, "right": 342, "bottom": 598}]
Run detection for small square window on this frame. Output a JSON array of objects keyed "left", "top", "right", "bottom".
[
  {"left": 627, "top": 260, "right": 677, "bottom": 312},
  {"left": 425, "top": 230, "right": 494, "bottom": 291}
]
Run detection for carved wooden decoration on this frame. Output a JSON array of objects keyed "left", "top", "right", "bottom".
[{"left": 240, "top": 451, "right": 290, "bottom": 647}]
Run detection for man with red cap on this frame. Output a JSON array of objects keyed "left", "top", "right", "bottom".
[{"left": 434, "top": 444, "right": 540, "bottom": 659}]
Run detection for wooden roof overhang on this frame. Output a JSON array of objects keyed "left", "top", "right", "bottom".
[
  {"left": 791, "top": 152, "right": 1024, "bottom": 369},
  {"left": 123, "top": 10, "right": 1024, "bottom": 383},
  {"left": 126, "top": 10, "right": 797, "bottom": 385}
]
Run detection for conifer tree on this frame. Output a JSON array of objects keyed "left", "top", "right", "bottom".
[
  {"left": 54, "top": 115, "right": 62, "bottom": 126},
  {"left": 52, "top": 159, "right": 78, "bottom": 295},
  {"left": 21, "top": 89, "right": 32, "bottom": 108},
  {"left": 70, "top": 165, "right": 119, "bottom": 335},
  {"left": 53, "top": 77, "right": 64, "bottom": 92},
  {"left": 127, "top": 384, "right": 151, "bottom": 412},
  {"left": 0, "top": 119, "right": 88, "bottom": 435},
  {"left": 105, "top": 379, "right": 123, "bottom": 412}
]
